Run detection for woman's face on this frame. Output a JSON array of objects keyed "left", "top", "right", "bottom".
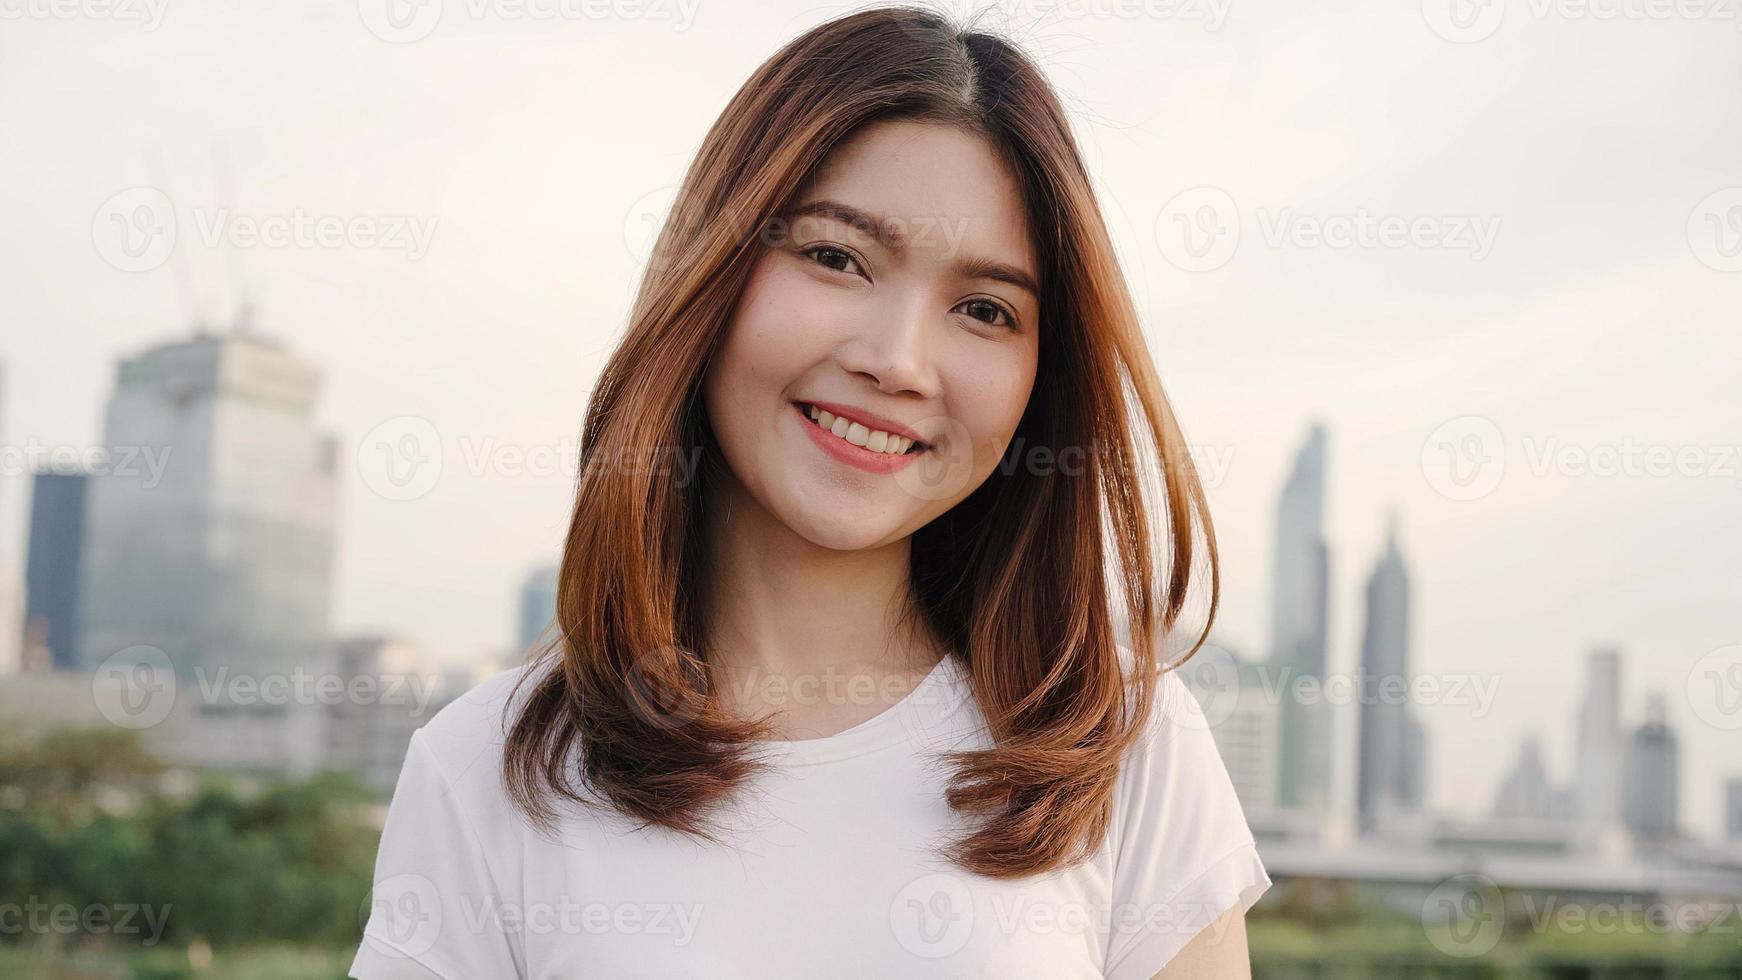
[{"left": 702, "top": 118, "right": 1042, "bottom": 552}]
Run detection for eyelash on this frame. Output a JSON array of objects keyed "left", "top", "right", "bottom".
[{"left": 800, "top": 244, "right": 1020, "bottom": 331}]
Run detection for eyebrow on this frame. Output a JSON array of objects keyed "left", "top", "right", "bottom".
[{"left": 780, "top": 198, "right": 1042, "bottom": 300}]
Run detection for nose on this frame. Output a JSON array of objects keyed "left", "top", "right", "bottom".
[{"left": 838, "top": 291, "right": 940, "bottom": 398}]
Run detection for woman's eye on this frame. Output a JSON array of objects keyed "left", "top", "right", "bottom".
[
  {"left": 801, "top": 244, "right": 863, "bottom": 277},
  {"left": 957, "top": 298, "right": 1017, "bottom": 330}
]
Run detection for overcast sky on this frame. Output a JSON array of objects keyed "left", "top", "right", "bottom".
[{"left": 3, "top": 0, "right": 1739, "bottom": 835}]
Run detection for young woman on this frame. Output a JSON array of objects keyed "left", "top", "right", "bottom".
[{"left": 351, "top": 6, "right": 1269, "bottom": 978}]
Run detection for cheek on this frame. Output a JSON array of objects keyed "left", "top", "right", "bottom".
[
  {"left": 948, "top": 342, "right": 1037, "bottom": 445},
  {"left": 716, "top": 258, "right": 832, "bottom": 389}
]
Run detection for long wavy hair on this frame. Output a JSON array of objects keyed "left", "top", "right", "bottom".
[{"left": 503, "top": 2, "right": 1219, "bottom": 880}]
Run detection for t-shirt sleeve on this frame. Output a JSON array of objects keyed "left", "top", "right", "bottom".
[
  {"left": 1101, "top": 665, "right": 1271, "bottom": 980},
  {"left": 349, "top": 727, "right": 526, "bottom": 980}
]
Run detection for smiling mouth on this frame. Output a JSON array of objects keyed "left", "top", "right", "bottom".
[{"left": 794, "top": 402, "right": 929, "bottom": 455}]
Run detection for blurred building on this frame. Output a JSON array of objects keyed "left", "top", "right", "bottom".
[
  {"left": 1270, "top": 422, "right": 1331, "bottom": 813},
  {"left": 77, "top": 327, "right": 340, "bottom": 679},
  {"left": 1491, "top": 734, "right": 1576, "bottom": 821},
  {"left": 1726, "top": 777, "right": 1742, "bottom": 844},
  {"left": 1355, "top": 512, "right": 1427, "bottom": 834},
  {"left": 517, "top": 563, "right": 558, "bottom": 657},
  {"left": 324, "top": 635, "right": 455, "bottom": 793},
  {"left": 0, "top": 564, "right": 20, "bottom": 676},
  {"left": 24, "top": 470, "right": 90, "bottom": 671},
  {"left": 1622, "top": 690, "right": 1680, "bottom": 845},
  {"left": 1180, "top": 643, "right": 1281, "bottom": 813},
  {"left": 0, "top": 360, "right": 15, "bottom": 675},
  {"left": 1574, "top": 646, "right": 1623, "bottom": 851}
]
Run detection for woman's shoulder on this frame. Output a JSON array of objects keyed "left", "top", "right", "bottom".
[{"left": 404, "top": 659, "right": 555, "bottom": 797}]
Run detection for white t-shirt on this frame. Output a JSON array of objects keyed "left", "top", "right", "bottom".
[{"left": 350, "top": 647, "right": 1270, "bottom": 979}]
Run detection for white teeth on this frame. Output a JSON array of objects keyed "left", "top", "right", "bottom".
[{"left": 800, "top": 404, "right": 916, "bottom": 455}]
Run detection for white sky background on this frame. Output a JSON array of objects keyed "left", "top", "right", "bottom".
[{"left": 2, "top": 0, "right": 1739, "bottom": 836}]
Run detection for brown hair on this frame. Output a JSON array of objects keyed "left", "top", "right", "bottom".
[{"left": 503, "top": 2, "right": 1219, "bottom": 880}]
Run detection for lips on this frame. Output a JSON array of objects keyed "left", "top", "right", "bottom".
[{"left": 790, "top": 401, "right": 929, "bottom": 475}]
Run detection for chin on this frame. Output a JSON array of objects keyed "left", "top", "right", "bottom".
[{"left": 773, "top": 491, "right": 914, "bottom": 553}]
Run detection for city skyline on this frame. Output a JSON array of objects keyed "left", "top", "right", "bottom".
[{"left": 3, "top": 1, "right": 1740, "bottom": 838}]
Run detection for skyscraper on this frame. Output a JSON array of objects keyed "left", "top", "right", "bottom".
[
  {"left": 0, "top": 361, "right": 20, "bottom": 676},
  {"left": 1491, "top": 734, "right": 1576, "bottom": 821},
  {"left": 1622, "top": 690, "right": 1679, "bottom": 845},
  {"left": 78, "top": 328, "right": 339, "bottom": 678},
  {"left": 1355, "top": 513, "right": 1424, "bottom": 833},
  {"left": 1574, "top": 647, "right": 1623, "bottom": 848},
  {"left": 25, "top": 471, "right": 90, "bottom": 670},
  {"left": 1271, "top": 423, "right": 1331, "bottom": 811},
  {"left": 517, "top": 563, "right": 559, "bottom": 658}
]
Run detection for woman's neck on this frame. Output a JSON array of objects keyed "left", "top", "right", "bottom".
[{"left": 697, "top": 475, "right": 946, "bottom": 732}]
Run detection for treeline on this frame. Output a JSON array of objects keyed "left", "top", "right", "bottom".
[{"left": 0, "top": 725, "right": 379, "bottom": 955}]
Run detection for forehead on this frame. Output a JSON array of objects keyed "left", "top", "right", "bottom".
[{"left": 795, "top": 118, "right": 1037, "bottom": 273}]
